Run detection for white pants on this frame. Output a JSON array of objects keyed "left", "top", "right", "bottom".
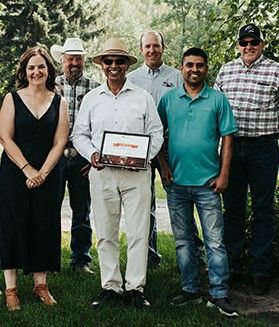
[{"left": 89, "top": 167, "right": 151, "bottom": 293}]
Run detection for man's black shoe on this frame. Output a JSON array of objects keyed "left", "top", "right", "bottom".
[
  {"left": 91, "top": 290, "right": 121, "bottom": 307},
  {"left": 170, "top": 290, "right": 202, "bottom": 306},
  {"left": 125, "top": 290, "right": 151, "bottom": 309},
  {"left": 207, "top": 297, "right": 239, "bottom": 317}
]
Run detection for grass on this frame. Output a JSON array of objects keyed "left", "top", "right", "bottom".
[
  {"left": 155, "top": 172, "right": 166, "bottom": 199},
  {"left": 0, "top": 233, "right": 276, "bottom": 327}
]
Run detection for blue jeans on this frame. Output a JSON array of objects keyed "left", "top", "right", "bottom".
[
  {"left": 223, "top": 136, "right": 278, "bottom": 277},
  {"left": 59, "top": 155, "right": 92, "bottom": 266},
  {"left": 166, "top": 182, "right": 229, "bottom": 299},
  {"left": 149, "top": 162, "right": 206, "bottom": 267},
  {"left": 147, "top": 164, "right": 162, "bottom": 266}
]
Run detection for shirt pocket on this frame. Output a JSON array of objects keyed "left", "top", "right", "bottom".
[{"left": 252, "top": 82, "right": 276, "bottom": 110}]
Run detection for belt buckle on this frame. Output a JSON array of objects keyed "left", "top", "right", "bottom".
[{"left": 64, "top": 147, "right": 78, "bottom": 159}]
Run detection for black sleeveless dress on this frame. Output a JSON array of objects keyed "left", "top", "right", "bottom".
[{"left": 0, "top": 91, "right": 64, "bottom": 274}]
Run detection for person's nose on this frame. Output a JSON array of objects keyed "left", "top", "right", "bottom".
[
  {"left": 110, "top": 60, "right": 118, "bottom": 68},
  {"left": 72, "top": 58, "right": 80, "bottom": 65},
  {"left": 246, "top": 42, "right": 254, "bottom": 49},
  {"left": 192, "top": 64, "right": 199, "bottom": 71}
]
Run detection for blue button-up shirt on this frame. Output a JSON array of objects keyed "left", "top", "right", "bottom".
[{"left": 127, "top": 63, "right": 183, "bottom": 105}]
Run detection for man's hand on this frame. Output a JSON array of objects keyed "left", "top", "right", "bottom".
[
  {"left": 209, "top": 175, "right": 228, "bottom": 193},
  {"left": 160, "top": 165, "right": 174, "bottom": 187},
  {"left": 91, "top": 152, "right": 104, "bottom": 170}
]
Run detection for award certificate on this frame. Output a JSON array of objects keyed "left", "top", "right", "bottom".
[{"left": 99, "top": 131, "right": 151, "bottom": 170}]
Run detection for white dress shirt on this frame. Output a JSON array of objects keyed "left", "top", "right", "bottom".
[{"left": 72, "top": 79, "right": 163, "bottom": 162}]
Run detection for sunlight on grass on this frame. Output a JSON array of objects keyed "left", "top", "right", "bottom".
[
  {"left": 155, "top": 171, "right": 166, "bottom": 199},
  {"left": 0, "top": 233, "right": 275, "bottom": 327}
]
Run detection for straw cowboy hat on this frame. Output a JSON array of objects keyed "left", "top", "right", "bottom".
[
  {"left": 50, "top": 38, "right": 88, "bottom": 62},
  {"left": 92, "top": 38, "right": 137, "bottom": 65}
]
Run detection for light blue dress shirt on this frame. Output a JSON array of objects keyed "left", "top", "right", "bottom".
[{"left": 127, "top": 63, "right": 183, "bottom": 105}]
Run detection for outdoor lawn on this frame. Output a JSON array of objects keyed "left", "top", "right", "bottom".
[{"left": 0, "top": 231, "right": 277, "bottom": 327}]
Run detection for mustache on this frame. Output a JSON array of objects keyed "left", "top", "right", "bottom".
[
  {"left": 69, "top": 65, "right": 81, "bottom": 69},
  {"left": 189, "top": 72, "right": 202, "bottom": 76}
]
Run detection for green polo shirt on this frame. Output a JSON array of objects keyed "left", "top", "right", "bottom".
[{"left": 157, "top": 83, "right": 238, "bottom": 186}]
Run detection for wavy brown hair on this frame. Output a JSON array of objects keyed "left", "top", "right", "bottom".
[{"left": 16, "top": 47, "right": 57, "bottom": 91}]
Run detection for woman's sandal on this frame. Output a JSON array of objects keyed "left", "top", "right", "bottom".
[
  {"left": 33, "top": 284, "right": 57, "bottom": 305},
  {"left": 5, "top": 287, "right": 20, "bottom": 311}
]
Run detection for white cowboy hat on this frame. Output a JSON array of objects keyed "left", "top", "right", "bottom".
[
  {"left": 50, "top": 38, "right": 88, "bottom": 62},
  {"left": 92, "top": 38, "right": 137, "bottom": 65}
]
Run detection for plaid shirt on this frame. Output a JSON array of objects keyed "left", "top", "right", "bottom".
[
  {"left": 56, "top": 74, "right": 100, "bottom": 137},
  {"left": 214, "top": 55, "right": 279, "bottom": 137}
]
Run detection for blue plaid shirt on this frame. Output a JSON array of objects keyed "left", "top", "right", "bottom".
[{"left": 56, "top": 74, "right": 100, "bottom": 137}]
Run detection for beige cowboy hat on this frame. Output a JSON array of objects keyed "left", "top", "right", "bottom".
[
  {"left": 92, "top": 38, "right": 137, "bottom": 65},
  {"left": 50, "top": 38, "right": 88, "bottom": 62}
]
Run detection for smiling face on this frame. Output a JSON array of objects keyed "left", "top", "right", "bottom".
[
  {"left": 61, "top": 54, "right": 84, "bottom": 81},
  {"left": 26, "top": 54, "right": 49, "bottom": 86},
  {"left": 101, "top": 55, "right": 129, "bottom": 86},
  {"left": 180, "top": 55, "right": 208, "bottom": 88},
  {"left": 140, "top": 32, "right": 164, "bottom": 71},
  {"left": 237, "top": 37, "right": 265, "bottom": 66}
]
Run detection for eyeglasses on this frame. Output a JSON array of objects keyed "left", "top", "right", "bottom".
[
  {"left": 238, "top": 39, "right": 261, "bottom": 47},
  {"left": 102, "top": 58, "right": 127, "bottom": 65}
]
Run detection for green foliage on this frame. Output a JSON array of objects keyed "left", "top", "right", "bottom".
[
  {"left": 0, "top": 0, "right": 104, "bottom": 101},
  {"left": 0, "top": 232, "right": 276, "bottom": 326},
  {"left": 204, "top": 0, "right": 279, "bottom": 84},
  {"left": 1, "top": 0, "right": 278, "bottom": 94},
  {"left": 149, "top": 0, "right": 278, "bottom": 85},
  {"left": 155, "top": 172, "right": 167, "bottom": 199},
  {"left": 152, "top": 0, "right": 222, "bottom": 73}
]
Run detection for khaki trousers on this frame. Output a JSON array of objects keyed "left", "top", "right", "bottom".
[{"left": 89, "top": 167, "right": 151, "bottom": 293}]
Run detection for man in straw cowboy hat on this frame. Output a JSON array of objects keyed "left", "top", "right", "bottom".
[
  {"left": 50, "top": 38, "right": 99, "bottom": 274},
  {"left": 72, "top": 38, "right": 163, "bottom": 309}
]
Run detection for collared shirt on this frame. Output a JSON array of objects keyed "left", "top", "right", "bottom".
[
  {"left": 214, "top": 55, "right": 279, "bottom": 137},
  {"left": 157, "top": 83, "right": 238, "bottom": 186},
  {"left": 56, "top": 74, "right": 100, "bottom": 136},
  {"left": 127, "top": 63, "right": 183, "bottom": 105},
  {"left": 72, "top": 79, "right": 164, "bottom": 162}
]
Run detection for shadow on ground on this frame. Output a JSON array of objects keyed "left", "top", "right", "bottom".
[{"left": 230, "top": 277, "right": 279, "bottom": 325}]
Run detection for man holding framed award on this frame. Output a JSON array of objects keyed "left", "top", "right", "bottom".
[{"left": 72, "top": 38, "right": 163, "bottom": 309}]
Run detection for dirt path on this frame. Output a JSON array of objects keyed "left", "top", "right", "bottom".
[{"left": 229, "top": 280, "right": 279, "bottom": 324}]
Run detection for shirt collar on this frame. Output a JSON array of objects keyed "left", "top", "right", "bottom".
[
  {"left": 238, "top": 54, "right": 265, "bottom": 69},
  {"left": 99, "top": 78, "right": 135, "bottom": 95},
  {"left": 63, "top": 73, "right": 84, "bottom": 85},
  {"left": 143, "top": 62, "right": 165, "bottom": 75},
  {"left": 178, "top": 82, "right": 209, "bottom": 99}
]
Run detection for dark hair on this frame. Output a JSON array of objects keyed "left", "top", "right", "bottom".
[
  {"left": 16, "top": 47, "right": 57, "bottom": 91},
  {"left": 181, "top": 48, "right": 208, "bottom": 65},
  {"left": 140, "top": 30, "right": 165, "bottom": 49}
]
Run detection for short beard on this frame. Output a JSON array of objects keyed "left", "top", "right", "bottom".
[{"left": 69, "top": 70, "right": 82, "bottom": 80}]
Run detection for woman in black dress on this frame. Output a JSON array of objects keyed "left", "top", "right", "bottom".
[{"left": 0, "top": 47, "right": 68, "bottom": 311}]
